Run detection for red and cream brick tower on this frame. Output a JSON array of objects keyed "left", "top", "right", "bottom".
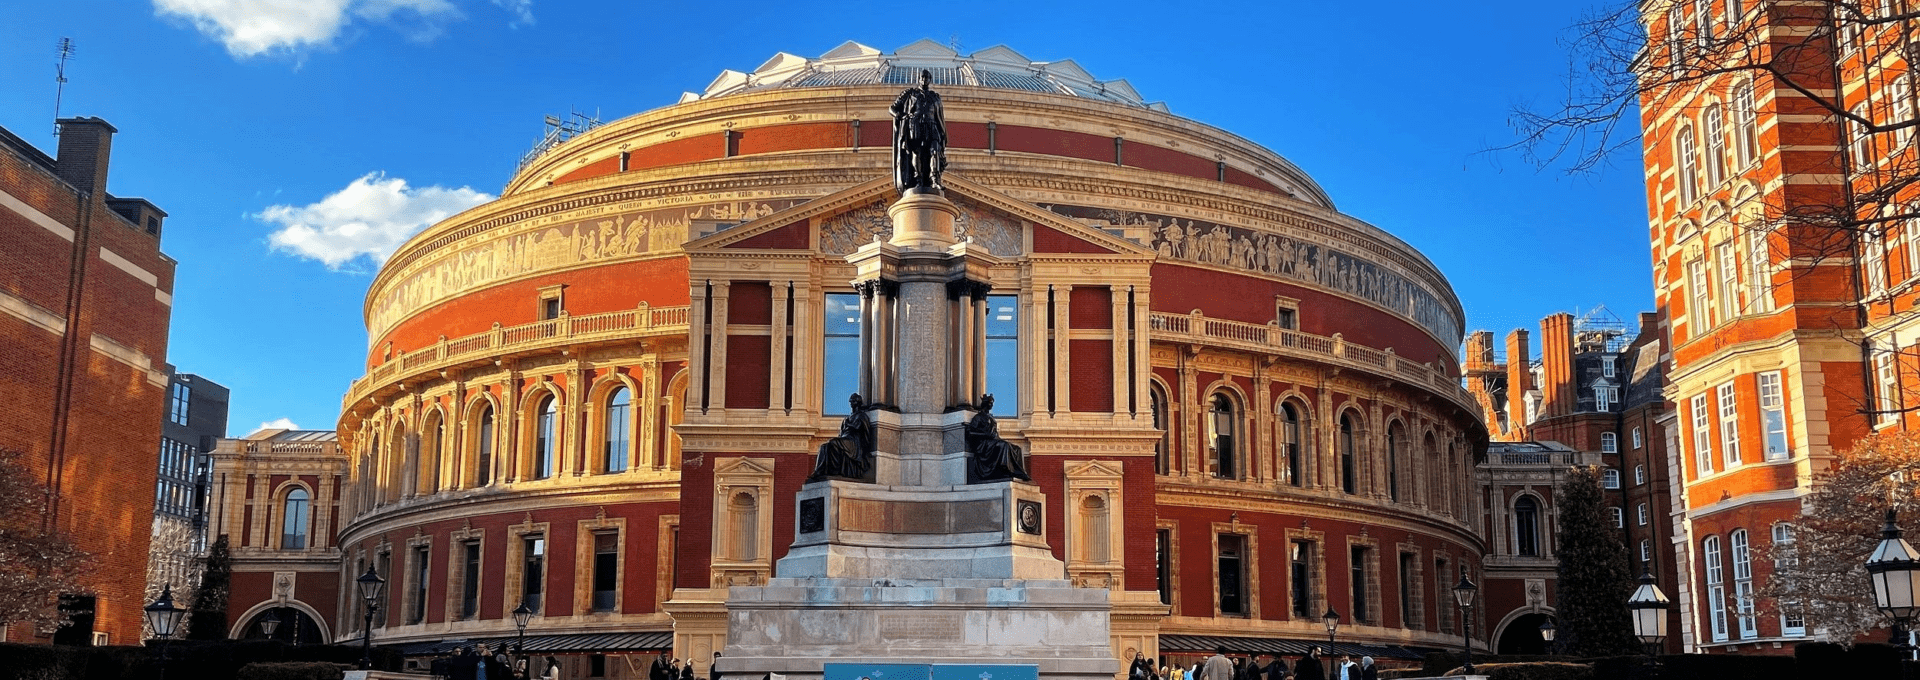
[
  {"left": 1633, "top": 0, "right": 1920, "bottom": 654},
  {"left": 0, "top": 119, "right": 177, "bottom": 645}
]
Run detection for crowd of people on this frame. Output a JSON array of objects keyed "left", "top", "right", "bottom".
[
  {"left": 1131, "top": 646, "right": 1379, "bottom": 680},
  {"left": 428, "top": 644, "right": 563, "bottom": 680}
]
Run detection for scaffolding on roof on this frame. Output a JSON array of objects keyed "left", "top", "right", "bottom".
[
  {"left": 1573, "top": 304, "right": 1629, "bottom": 353},
  {"left": 517, "top": 109, "right": 603, "bottom": 175}
]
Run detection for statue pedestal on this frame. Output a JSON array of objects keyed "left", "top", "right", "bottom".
[{"left": 713, "top": 190, "right": 1114, "bottom": 680}]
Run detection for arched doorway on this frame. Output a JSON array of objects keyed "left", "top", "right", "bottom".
[
  {"left": 1496, "top": 611, "right": 1553, "bottom": 655},
  {"left": 239, "top": 606, "right": 327, "bottom": 645}
]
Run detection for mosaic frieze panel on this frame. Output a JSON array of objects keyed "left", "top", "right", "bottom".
[
  {"left": 368, "top": 200, "right": 798, "bottom": 341},
  {"left": 819, "top": 197, "right": 1024, "bottom": 257},
  {"left": 1038, "top": 204, "right": 1461, "bottom": 344}
]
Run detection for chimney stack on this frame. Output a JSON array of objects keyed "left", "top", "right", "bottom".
[
  {"left": 1540, "top": 313, "right": 1576, "bottom": 417},
  {"left": 1505, "top": 329, "right": 1531, "bottom": 435},
  {"left": 55, "top": 117, "right": 117, "bottom": 197}
]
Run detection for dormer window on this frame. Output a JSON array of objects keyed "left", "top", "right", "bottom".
[{"left": 1602, "top": 356, "right": 1616, "bottom": 378}]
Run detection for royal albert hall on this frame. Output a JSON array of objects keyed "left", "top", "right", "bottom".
[{"left": 222, "top": 40, "right": 1493, "bottom": 674}]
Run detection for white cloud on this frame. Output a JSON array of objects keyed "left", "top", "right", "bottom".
[
  {"left": 257, "top": 417, "right": 300, "bottom": 431},
  {"left": 491, "top": 0, "right": 534, "bottom": 27},
  {"left": 153, "top": 0, "right": 462, "bottom": 57},
  {"left": 260, "top": 172, "right": 492, "bottom": 269}
]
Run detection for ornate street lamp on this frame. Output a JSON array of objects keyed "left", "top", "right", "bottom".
[
  {"left": 1867, "top": 509, "right": 1920, "bottom": 657},
  {"left": 258, "top": 608, "right": 281, "bottom": 639},
  {"left": 1627, "top": 571, "right": 1671, "bottom": 668},
  {"left": 1452, "top": 575, "right": 1479, "bottom": 675},
  {"left": 144, "top": 585, "right": 187, "bottom": 680},
  {"left": 355, "top": 565, "right": 386, "bottom": 670},
  {"left": 1322, "top": 607, "right": 1340, "bottom": 677},
  {"left": 513, "top": 600, "right": 535, "bottom": 677},
  {"left": 1538, "top": 617, "right": 1557, "bottom": 655}
]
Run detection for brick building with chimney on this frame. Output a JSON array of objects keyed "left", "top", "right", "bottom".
[
  {"left": 1464, "top": 310, "right": 1682, "bottom": 653},
  {"left": 0, "top": 118, "right": 177, "bottom": 645}
]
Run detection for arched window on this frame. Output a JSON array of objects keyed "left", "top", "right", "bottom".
[
  {"left": 1280, "top": 402, "right": 1305, "bottom": 487},
  {"left": 604, "top": 386, "right": 631, "bottom": 473},
  {"left": 1704, "top": 535, "right": 1728, "bottom": 641},
  {"left": 1603, "top": 468, "right": 1621, "bottom": 489},
  {"left": 1339, "top": 413, "right": 1358, "bottom": 494},
  {"left": 1678, "top": 125, "right": 1700, "bottom": 204},
  {"left": 1731, "top": 529, "right": 1756, "bottom": 638},
  {"left": 281, "top": 488, "right": 310, "bottom": 550},
  {"left": 1151, "top": 385, "right": 1172, "bottom": 475},
  {"left": 1514, "top": 495, "right": 1541, "bottom": 557},
  {"left": 729, "top": 492, "right": 758, "bottom": 562},
  {"left": 533, "top": 394, "right": 557, "bottom": 480},
  {"left": 1209, "top": 394, "right": 1238, "bottom": 479},
  {"left": 1704, "top": 103, "right": 1727, "bottom": 186},
  {"left": 473, "top": 404, "right": 495, "bottom": 487},
  {"left": 1080, "top": 495, "right": 1111, "bottom": 564},
  {"left": 1601, "top": 431, "right": 1618, "bottom": 453},
  {"left": 1386, "top": 423, "right": 1404, "bottom": 502},
  {"left": 1422, "top": 432, "right": 1441, "bottom": 509},
  {"left": 385, "top": 425, "right": 408, "bottom": 503},
  {"left": 420, "top": 411, "right": 442, "bottom": 495}
]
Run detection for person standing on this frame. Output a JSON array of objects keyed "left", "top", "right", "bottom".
[
  {"left": 1263, "top": 654, "right": 1290, "bottom": 680},
  {"left": 1356, "top": 657, "right": 1375, "bottom": 680},
  {"left": 541, "top": 656, "right": 562, "bottom": 680},
  {"left": 682, "top": 659, "right": 697, "bottom": 680},
  {"left": 1130, "top": 652, "right": 1155, "bottom": 680},
  {"left": 1202, "top": 646, "right": 1234, "bottom": 680},
  {"left": 1330, "top": 655, "right": 1354, "bottom": 680},
  {"left": 1291, "top": 650, "right": 1324, "bottom": 680}
]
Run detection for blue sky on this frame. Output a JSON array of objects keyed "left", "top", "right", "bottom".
[{"left": 0, "top": 0, "right": 1650, "bottom": 437}]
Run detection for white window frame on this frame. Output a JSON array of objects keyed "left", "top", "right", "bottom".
[
  {"left": 1667, "top": 6, "right": 1687, "bottom": 60},
  {"left": 1603, "top": 356, "right": 1617, "bottom": 378},
  {"left": 1609, "top": 507, "right": 1625, "bottom": 528},
  {"left": 1895, "top": 74, "right": 1916, "bottom": 148},
  {"left": 1632, "top": 426, "right": 1644, "bottom": 449},
  {"left": 1716, "top": 241, "right": 1741, "bottom": 322},
  {"left": 1688, "top": 258, "right": 1712, "bottom": 331},
  {"left": 1747, "top": 230, "right": 1774, "bottom": 313},
  {"left": 1774, "top": 523, "right": 1806, "bottom": 636},
  {"left": 1876, "top": 342, "right": 1902, "bottom": 427},
  {"left": 1602, "top": 432, "right": 1619, "bottom": 453},
  {"left": 1732, "top": 529, "right": 1757, "bottom": 639},
  {"left": 1638, "top": 503, "right": 1650, "bottom": 526},
  {"left": 1692, "top": 394, "right": 1714, "bottom": 476},
  {"left": 1678, "top": 126, "right": 1701, "bottom": 205},
  {"left": 1851, "top": 102, "right": 1872, "bottom": 167},
  {"left": 1717, "top": 382, "right": 1741, "bottom": 468},
  {"left": 1596, "top": 384, "right": 1613, "bottom": 412},
  {"left": 1705, "top": 536, "right": 1729, "bottom": 642},
  {"left": 1905, "top": 205, "right": 1920, "bottom": 283},
  {"left": 1704, "top": 103, "right": 1727, "bottom": 187},
  {"left": 1603, "top": 468, "right": 1621, "bottom": 489},
  {"left": 1640, "top": 538, "right": 1653, "bottom": 565},
  {"left": 1758, "top": 371, "right": 1789, "bottom": 461},
  {"left": 1635, "top": 464, "right": 1647, "bottom": 486},
  {"left": 1692, "top": 0, "right": 1713, "bottom": 47},
  {"left": 1865, "top": 229, "right": 1890, "bottom": 297},
  {"left": 1733, "top": 80, "right": 1758, "bottom": 168}
]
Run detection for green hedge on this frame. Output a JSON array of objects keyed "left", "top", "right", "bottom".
[{"left": 234, "top": 662, "right": 348, "bottom": 680}]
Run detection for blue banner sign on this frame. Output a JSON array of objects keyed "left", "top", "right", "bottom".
[
  {"left": 823, "top": 664, "right": 934, "bottom": 680},
  {"left": 931, "top": 665, "right": 1040, "bottom": 680}
]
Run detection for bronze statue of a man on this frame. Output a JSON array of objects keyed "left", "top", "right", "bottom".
[
  {"left": 890, "top": 69, "right": 947, "bottom": 194},
  {"left": 809, "top": 393, "right": 876, "bottom": 483}
]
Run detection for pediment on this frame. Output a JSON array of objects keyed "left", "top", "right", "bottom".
[
  {"left": 685, "top": 172, "right": 1155, "bottom": 259},
  {"left": 714, "top": 455, "right": 776, "bottom": 476},
  {"left": 1063, "top": 459, "right": 1126, "bottom": 479}
]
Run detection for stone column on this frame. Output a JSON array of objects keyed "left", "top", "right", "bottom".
[
  {"left": 971, "top": 287, "right": 989, "bottom": 405},
  {"left": 857, "top": 282, "right": 876, "bottom": 402},
  {"left": 878, "top": 280, "right": 898, "bottom": 407},
  {"left": 708, "top": 281, "right": 732, "bottom": 412},
  {"left": 770, "top": 281, "right": 790, "bottom": 413},
  {"left": 1051, "top": 285, "right": 1072, "bottom": 416}
]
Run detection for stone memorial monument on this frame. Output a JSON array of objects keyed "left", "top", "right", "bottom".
[{"left": 715, "top": 73, "right": 1116, "bottom": 680}]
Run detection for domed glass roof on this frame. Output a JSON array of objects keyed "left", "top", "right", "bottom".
[{"left": 684, "top": 39, "right": 1168, "bottom": 111}]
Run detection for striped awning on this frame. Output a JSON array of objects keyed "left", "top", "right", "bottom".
[
  {"left": 396, "top": 631, "right": 674, "bottom": 656},
  {"left": 1157, "top": 635, "right": 1431, "bottom": 661}
]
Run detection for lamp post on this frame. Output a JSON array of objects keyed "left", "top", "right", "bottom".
[
  {"left": 513, "top": 600, "right": 535, "bottom": 678},
  {"left": 1627, "top": 571, "right": 1671, "bottom": 673},
  {"left": 355, "top": 565, "right": 386, "bottom": 670},
  {"left": 1538, "top": 617, "right": 1557, "bottom": 655},
  {"left": 258, "top": 608, "right": 281, "bottom": 640},
  {"left": 1453, "top": 575, "right": 1478, "bottom": 675},
  {"left": 144, "top": 585, "right": 187, "bottom": 680},
  {"left": 1867, "top": 509, "right": 1920, "bottom": 661},
  {"left": 1322, "top": 608, "right": 1340, "bottom": 678}
]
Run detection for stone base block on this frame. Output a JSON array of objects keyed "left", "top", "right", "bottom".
[{"left": 716, "top": 578, "right": 1117, "bottom": 680}]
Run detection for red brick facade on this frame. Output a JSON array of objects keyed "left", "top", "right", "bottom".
[{"left": 0, "top": 119, "right": 175, "bottom": 645}]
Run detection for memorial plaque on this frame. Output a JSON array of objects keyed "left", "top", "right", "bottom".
[
  {"left": 799, "top": 497, "right": 825, "bottom": 533},
  {"left": 878, "top": 612, "right": 965, "bottom": 641},
  {"left": 1016, "top": 499, "right": 1042, "bottom": 535}
]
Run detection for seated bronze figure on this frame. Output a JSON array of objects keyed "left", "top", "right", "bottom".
[
  {"left": 809, "top": 393, "right": 876, "bottom": 483},
  {"left": 965, "top": 394, "right": 1029, "bottom": 483}
]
